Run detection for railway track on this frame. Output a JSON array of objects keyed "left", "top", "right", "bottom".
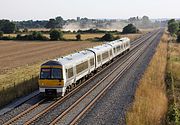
[
  {"left": 2, "top": 29, "right": 162, "bottom": 125},
  {"left": 49, "top": 30, "right": 162, "bottom": 125}
]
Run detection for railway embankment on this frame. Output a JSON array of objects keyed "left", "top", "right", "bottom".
[
  {"left": 126, "top": 32, "right": 169, "bottom": 125},
  {"left": 166, "top": 37, "right": 180, "bottom": 124}
]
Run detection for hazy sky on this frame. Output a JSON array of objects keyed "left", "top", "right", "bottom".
[{"left": 1, "top": 0, "right": 180, "bottom": 20}]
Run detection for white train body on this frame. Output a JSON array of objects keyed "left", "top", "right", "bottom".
[{"left": 39, "top": 38, "right": 130, "bottom": 97}]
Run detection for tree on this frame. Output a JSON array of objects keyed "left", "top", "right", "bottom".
[
  {"left": 55, "top": 16, "right": 65, "bottom": 28},
  {"left": 50, "top": 30, "right": 63, "bottom": 40},
  {"left": 0, "top": 31, "right": 3, "bottom": 37},
  {"left": 76, "top": 34, "right": 81, "bottom": 41},
  {"left": 101, "top": 33, "right": 114, "bottom": 41},
  {"left": 168, "top": 19, "right": 176, "bottom": 25},
  {"left": 122, "top": 24, "right": 139, "bottom": 34},
  {"left": 0, "top": 20, "right": 16, "bottom": 33},
  {"left": 168, "top": 21, "right": 179, "bottom": 35},
  {"left": 45, "top": 19, "right": 57, "bottom": 29}
]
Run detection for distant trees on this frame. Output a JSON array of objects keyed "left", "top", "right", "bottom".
[
  {"left": 15, "top": 20, "right": 48, "bottom": 29},
  {"left": 0, "top": 20, "right": 16, "bottom": 34},
  {"left": 76, "top": 34, "right": 81, "bottom": 41},
  {"left": 50, "top": 29, "right": 63, "bottom": 40},
  {"left": 168, "top": 19, "right": 179, "bottom": 35},
  {"left": 45, "top": 19, "right": 57, "bottom": 29},
  {"left": 45, "top": 16, "right": 65, "bottom": 29},
  {"left": 122, "top": 24, "right": 139, "bottom": 34}
]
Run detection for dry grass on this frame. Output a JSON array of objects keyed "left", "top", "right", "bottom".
[
  {"left": 166, "top": 40, "right": 180, "bottom": 124},
  {"left": 115, "top": 34, "right": 142, "bottom": 41},
  {"left": 126, "top": 32, "right": 169, "bottom": 125}
]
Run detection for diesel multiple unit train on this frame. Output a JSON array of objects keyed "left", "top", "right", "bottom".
[{"left": 39, "top": 38, "right": 130, "bottom": 97}]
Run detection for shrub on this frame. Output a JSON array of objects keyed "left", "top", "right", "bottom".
[
  {"left": 16, "top": 31, "right": 49, "bottom": 41},
  {"left": 23, "top": 28, "right": 28, "bottom": 33},
  {"left": 122, "top": 24, "right": 139, "bottom": 34},
  {"left": 168, "top": 22, "right": 179, "bottom": 35},
  {"left": 50, "top": 29, "right": 63, "bottom": 40},
  {"left": 101, "top": 33, "right": 114, "bottom": 41},
  {"left": 177, "top": 32, "right": 180, "bottom": 43},
  {"left": 76, "top": 34, "right": 81, "bottom": 41},
  {"left": 0, "top": 31, "right": 3, "bottom": 37},
  {"left": 0, "top": 36, "right": 15, "bottom": 40}
]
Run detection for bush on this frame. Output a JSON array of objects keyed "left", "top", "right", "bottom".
[
  {"left": 168, "top": 22, "right": 179, "bottom": 35},
  {"left": 177, "top": 32, "right": 180, "bottom": 43},
  {"left": 16, "top": 31, "right": 49, "bottom": 41},
  {"left": 101, "top": 33, "right": 114, "bottom": 41},
  {"left": 50, "top": 29, "right": 63, "bottom": 40},
  {"left": 23, "top": 28, "right": 28, "bottom": 33},
  {"left": 0, "top": 31, "right": 3, "bottom": 37},
  {"left": 0, "top": 35, "right": 15, "bottom": 40},
  {"left": 76, "top": 34, "right": 81, "bottom": 41},
  {"left": 122, "top": 24, "right": 139, "bottom": 34}
]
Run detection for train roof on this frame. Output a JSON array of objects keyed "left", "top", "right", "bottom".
[
  {"left": 87, "top": 44, "right": 112, "bottom": 54},
  {"left": 54, "top": 50, "right": 94, "bottom": 67},
  {"left": 107, "top": 38, "right": 130, "bottom": 46}
]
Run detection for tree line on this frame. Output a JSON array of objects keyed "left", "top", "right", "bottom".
[
  {"left": 0, "top": 20, "right": 16, "bottom": 34},
  {"left": 0, "top": 17, "right": 140, "bottom": 41},
  {"left": 168, "top": 19, "right": 180, "bottom": 42}
]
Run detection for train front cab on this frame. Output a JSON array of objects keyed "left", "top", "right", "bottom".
[{"left": 38, "top": 61, "right": 65, "bottom": 97}]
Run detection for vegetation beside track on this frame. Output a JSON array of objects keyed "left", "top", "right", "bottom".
[
  {"left": 126, "top": 32, "right": 168, "bottom": 125},
  {"left": 166, "top": 38, "right": 180, "bottom": 124}
]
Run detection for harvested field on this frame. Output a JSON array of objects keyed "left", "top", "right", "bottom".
[
  {"left": 63, "top": 33, "right": 105, "bottom": 40},
  {"left": 0, "top": 41, "right": 101, "bottom": 75}
]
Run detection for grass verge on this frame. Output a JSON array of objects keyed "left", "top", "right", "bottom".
[
  {"left": 126, "top": 32, "right": 168, "bottom": 125},
  {"left": 166, "top": 39, "right": 180, "bottom": 124}
]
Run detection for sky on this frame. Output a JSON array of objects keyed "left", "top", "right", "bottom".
[{"left": 0, "top": 0, "right": 180, "bottom": 21}]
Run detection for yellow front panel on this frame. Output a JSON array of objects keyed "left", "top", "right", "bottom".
[{"left": 39, "top": 79, "right": 64, "bottom": 87}]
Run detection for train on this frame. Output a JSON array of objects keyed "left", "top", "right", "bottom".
[{"left": 38, "top": 37, "right": 130, "bottom": 97}]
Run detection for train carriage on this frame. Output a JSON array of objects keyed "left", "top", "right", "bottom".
[
  {"left": 87, "top": 44, "right": 113, "bottom": 69},
  {"left": 39, "top": 50, "right": 95, "bottom": 96},
  {"left": 39, "top": 38, "right": 131, "bottom": 97},
  {"left": 107, "top": 37, "right": 130, "bottom": 57}
]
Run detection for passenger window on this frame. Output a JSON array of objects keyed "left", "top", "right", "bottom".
[
  {"left": 68, "top": 68, "right": 74, "bottom": 78},
  {"left": 76, "top": 61, "right": 88, "bottom": 74},
  {"left": 97, "top": 55, "right": 101, "bottom": 63},
  {"left": 90, "top": 58, "right": 94, "bottom": 66}
]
